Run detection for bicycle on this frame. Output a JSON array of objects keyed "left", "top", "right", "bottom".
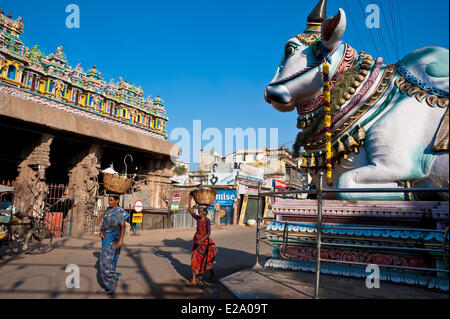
[
  {"left": 21, "top": 212, "right": 54, "bottom": 255},
  {"left": 1, "top": 204, "right": 54, "bottom": 257}
]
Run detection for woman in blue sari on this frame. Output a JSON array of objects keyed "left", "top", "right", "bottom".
[{"left": 97, "top": 194, "right": 129, "bottom": 295}]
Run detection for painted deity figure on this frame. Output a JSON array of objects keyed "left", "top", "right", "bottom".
[{"left": 264, "top": 0, "right": 449, "bottom": 200}]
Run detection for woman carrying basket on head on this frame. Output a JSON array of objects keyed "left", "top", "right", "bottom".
[
  {"left": 188, "top": 192, "right": 218, "bottom": 286},
  {"left": 97, "top": 194, "right": 129, "bottom": 295}
]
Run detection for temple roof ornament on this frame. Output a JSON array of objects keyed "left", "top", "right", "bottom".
[
  {"left": 46, "top": 45, "right": 68, "bottom": 68},
  {"left": 0, "top": 10, "right": 24, "bottom": 37},
  {"left": 28, "top": 45, "right": 42, "bottom": 63},
  {"left": 87, "top": 65, "right": 103, "bottom": 81}
]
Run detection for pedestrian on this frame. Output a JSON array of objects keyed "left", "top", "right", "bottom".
[
  {"left": 97, "top": 194, "right": 129, "bottom": 295},
  {"left": 187, "top": 192, "right": 218, "bottom": 286}
]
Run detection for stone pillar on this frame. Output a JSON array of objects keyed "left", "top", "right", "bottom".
[
  {"left": 233, "top": 197, "right": 240, "bottom": 225},
  {"left": 214, "top": 202, "right": 220, "bottom": 226},
  {"left": 65, "top": 145, "right": 102, "bottom": 236},
  {"left": 13, "top": 134, "right": 53, "bottom": 217}
]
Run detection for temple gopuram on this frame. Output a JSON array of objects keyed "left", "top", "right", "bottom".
[
  {"left": 0, "top": 10, "right": 168, "bottom": 139},
  {"left": 0, "top": 11, "right": 181, "bottom": 236}
]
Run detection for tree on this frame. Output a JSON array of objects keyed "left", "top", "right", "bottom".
[{"left": 173, "top": 165, "right": 188, "bottom": 176}]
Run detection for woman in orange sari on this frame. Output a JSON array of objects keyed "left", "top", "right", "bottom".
[{"left": 188, "top": 193, "right": 218, "bottom": 286}]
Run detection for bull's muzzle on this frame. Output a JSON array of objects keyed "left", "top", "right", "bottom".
[{"left": 264, "top": 85, "right": 292, "bottom": 105}]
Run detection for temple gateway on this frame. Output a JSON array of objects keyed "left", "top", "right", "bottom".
[{"left": 0, "top": 11, "right": 181, "bottom": 236}]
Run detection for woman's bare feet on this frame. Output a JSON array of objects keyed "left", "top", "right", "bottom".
[{"left": 188, "top": 276, "right": 197, "bottom": 286}]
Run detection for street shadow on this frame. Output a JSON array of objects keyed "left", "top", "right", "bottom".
[
  {"left": 123, "top": 246, "right": 165, "bottom": 298},
  {"left": 152, "top": 249, "right": 191, "bottom": 281},
  {"left": 156, "top": 237, "right": 266, "bottom": 284},
  {"left": 92, "top": 251, "right": 103, "bottom": 291}
]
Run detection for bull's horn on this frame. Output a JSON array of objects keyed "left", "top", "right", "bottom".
[
  {"left": 305, "top": 0, "right": 327, "bottom": 33},
  {"left": 321, "top": 8, "right": 347, "bottom": 51}
]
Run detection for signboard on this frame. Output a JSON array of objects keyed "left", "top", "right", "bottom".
[
  {"left": 263, "top": 198, "right": 270, "bottom": 217},
  {"left": 213, "top": 189, "right": 238, "bottom": 206},
  {"left": 236, "top": 172, "right": 264, "bottom": 183},
  {"left": 170, "top": 175, "right": 189, "bottom": 185},
  {"left": 273, "top": 179, "right": 287, "bottom": 190},
  {"left": 170, "top": 204, "right": 180, "bottom": 211},
  {"left": 238, "top": 194, "right": 249, "bottom": 225},
  {"left": 207, "top": 173, "right": 235, "bottom": 186},
  {"left": 211, "top": 162, "right": 233, "bottom": 173},
  {"left": 132, "top": 213, "right": 143, "bottom": 223},
  {"left": 238, "top": 184, "right": 258, "bottom": 196},
  {"left": 134, "top": 200, "right": 144, "bottom": 213},
  {"left": 172, "top": 194, "right": 181, "bottom": 205},
  {"left": 237, "top": 163, "right": 264, "bottom": 180}
]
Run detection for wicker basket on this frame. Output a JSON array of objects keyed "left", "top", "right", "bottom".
[
  {"left": 103, "top": 173, "right": 133, "bottom": 194},
  {"left": 191, "top": 188, "right": 217, "bottom": 206}
]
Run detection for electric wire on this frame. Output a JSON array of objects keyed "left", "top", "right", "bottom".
[
  {"left": 396, "top": 0, "right": 406, "bottom": 56},
  {"left": 387, "top": 0, "right": 400, "bottom": 61},
  {"left": 376, "top": 0, "right": 398, "bottom": 61},
  {"left": 358, "top": 0, "right": 382, "bottom": 59},
  {"left": 364, "top": 0, "right": 391, "bottom": 61},
  {"left": 374, "top": 7, "right": 393, "bottom": 63},
  {"left": 343, "top": 0, "right": 367, "bottom": 52}
]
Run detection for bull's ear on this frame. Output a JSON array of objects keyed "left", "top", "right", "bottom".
[{"left": 321, "top": 8, "right": 346, "bottom": 51}]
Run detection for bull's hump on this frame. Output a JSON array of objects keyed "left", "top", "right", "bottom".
[{"left": 400, "top": 46, "right": 449, "bottom": 93}]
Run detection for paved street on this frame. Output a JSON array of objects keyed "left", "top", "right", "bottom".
[{"left": 0, "top": 225, "right": 272, "bottom": 299}]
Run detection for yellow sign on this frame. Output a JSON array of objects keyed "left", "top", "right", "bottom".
[
  {"left": 238, "top": 194, "right": 249, "bottom": 225},
  {"left": 132, "top": 213, "right": 143, "bottom": 224},
  {"left": 263, "top": 197, "right": 270, "bottom": 217}
]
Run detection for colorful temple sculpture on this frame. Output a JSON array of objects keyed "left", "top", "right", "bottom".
[
  {"left": 264, "top": 0, "right": 448, "bottom": 199},
  {"left": 0, "top": 10, "right": 168, "bottom": 139},
  {"left": 262, "top": 0, "right": 449, "bottom": 292}
]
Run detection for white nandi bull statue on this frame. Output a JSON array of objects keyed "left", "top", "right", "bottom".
[{"left": 264, "top": 0, "right": 449, "bottom": 200}]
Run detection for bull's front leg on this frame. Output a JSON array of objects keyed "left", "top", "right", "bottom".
[{"left": 337, "top": 164, "right": 410, "bottom": 201}]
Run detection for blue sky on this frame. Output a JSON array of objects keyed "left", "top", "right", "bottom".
[{"left": 5, "top": 0, "right": 449, "bottom": 166}]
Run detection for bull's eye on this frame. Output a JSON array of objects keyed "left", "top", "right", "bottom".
[{"left": 284, "top": 44, "right": 296, "bottom": 58}]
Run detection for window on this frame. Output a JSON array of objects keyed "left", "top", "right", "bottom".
[
  {"left": 48, "top": 80, "right": 54, "bottom": 93},
  {"left": 26, "top": 74, "right": 33, "bottom": 87},
  {"left": 7, "top": 65, "right": 16, "bottom": 80}
]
